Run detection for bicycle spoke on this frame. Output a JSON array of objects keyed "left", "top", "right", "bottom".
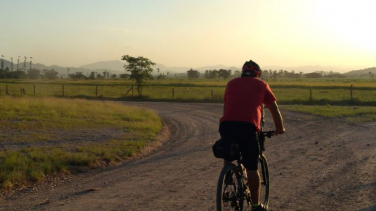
[{"left": 217, "top": 163, "right": 243, "bottom": 211}]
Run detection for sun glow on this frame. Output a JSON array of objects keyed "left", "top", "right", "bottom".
[
  {"left": 2, "top": 0, "right": 375, "bottom": 69},
  {"left": 314, "top": 0, "right": 376, "bottom": 51}
]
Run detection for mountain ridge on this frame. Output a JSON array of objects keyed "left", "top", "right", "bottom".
[{"left": 1, "top": 59, "right": 374, "bottom": 76}]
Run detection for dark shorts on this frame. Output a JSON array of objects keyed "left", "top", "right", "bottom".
[{"left": 219, "top": 121, "right": 260, "bottom": 170}]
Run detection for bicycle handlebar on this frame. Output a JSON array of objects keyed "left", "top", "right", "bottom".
[
  {"left": 260, "top": 130, "right": 274, "bottom": 138},
  {"left": 259, "top": 130, "right": 274, "bottom": 152}
]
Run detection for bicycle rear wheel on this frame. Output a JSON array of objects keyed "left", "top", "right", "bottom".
[
  {"left": 259, "top": 154, "right": 270, "bottom": 208},
  {"left": 217, "top": 162, "right": 242, "bottom": 211}
]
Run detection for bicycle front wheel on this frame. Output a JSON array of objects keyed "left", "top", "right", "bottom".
[
  {"left": 217, "top": 162, "right": 242, "bottom": 211},
  {"left": 259, "top": 154, "right": 270, "bottom": 208}
]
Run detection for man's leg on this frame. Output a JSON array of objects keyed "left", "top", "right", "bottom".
[{"left": 247, "top": 169, "right": 260, "bottom": 204}]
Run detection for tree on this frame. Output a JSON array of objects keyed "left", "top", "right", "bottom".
[
  {"left": 69, "top": 72, "right": 85, "bottom": 80},
  {"left": 260, "top": 70, "right": 270, "bottom": 80},
  {"left": 96, "top": 73, "right": 103, "bottom": 79},
  {"left": 156, "top": 68, "right": 166, "bottom": 79},
  {"left": 10, "top": 70, "right": 27, "bottom": 79},
  {"left": 119, "top": 73, "right": 130, "bottom": 79},
  {"left": 204, "top": 70, "right": 218, "bottom": 79},
  {"left": 187, "top": 69, "right": 200, "bottom": 79},
  {"left": 305, "top": 72, "right": 322, "bottom": 78},
  {"left": 27, "top": 69, "right": 41, "bottom": 79},
  {"left": 103, "top": 71, "right": 110, "bottom": 78},
  {"left": 272, "top": 70, "right": 278, "bottom": 80},
  {"left": 0, "top": 67, "right": 10, "bottom": 79},
  {"left": 88, "top": 72, "right": 96, "bottom": 80},
  {"left": 121, "top": 55, "right": 155, "bottom": 96},
  {"left": 218, "top": 69, "right": 232, "bottom": 79},
  {"left": 43, "top": 69, "right": 59, "bottom": 79}
]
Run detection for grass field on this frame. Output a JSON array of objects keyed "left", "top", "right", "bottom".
[
  {"left": 1, "top": 78, "right": 376, "bottom": 105},
  {"left": 280, "top": 105, "right": 376, "bottom": 123},
  {"left": 0, "top": 96, "right": 162, "bottom": 189}
]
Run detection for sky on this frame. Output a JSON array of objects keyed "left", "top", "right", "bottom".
[{"left": 1, "top": 0, "right": 376, "bottom": 71}]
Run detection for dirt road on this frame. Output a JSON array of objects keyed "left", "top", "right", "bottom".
[{"left": 1, "top": 102, "right": 375, "bottom": 211}]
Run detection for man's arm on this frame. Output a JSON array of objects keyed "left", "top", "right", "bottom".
[{"left": 265, "top": 101, "right": 285, "bottom": 135}]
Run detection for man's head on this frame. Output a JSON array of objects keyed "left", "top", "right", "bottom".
[{"left": 241, "top": 60, "right": 261, "bottom": 77}]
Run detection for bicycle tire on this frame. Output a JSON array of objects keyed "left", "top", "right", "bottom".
[
  {"left": 217, "top": 162, "right": 242, "bottom": 211},
  {"left": 238, "top": 164, "right": 251, "bottom": 211},
  {"left": 259, "top": 154, "right": 270, "bottom": 208}
]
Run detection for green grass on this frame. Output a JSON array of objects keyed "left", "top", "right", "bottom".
[
  {"left": 0, "top": 140, "right": 147, "bottom": 189},
  {"left": 266, "top": 78, "right": 376, "bottom": 87},
  {"left": 0, "top": 96, "right": 161, "bottom": 131},
  {"left": 1, "top": 78, "right": 376, "bottom": 105},
  {"left": 0, "top": 96, "right": 162, "bottom": 189},
  {"left": 280, "top": 105, "right": 376, "bottom": 123}
]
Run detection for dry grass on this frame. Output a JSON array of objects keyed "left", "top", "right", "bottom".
[{"left": 0, "top": 96, "right": 162, "bottom": 189}]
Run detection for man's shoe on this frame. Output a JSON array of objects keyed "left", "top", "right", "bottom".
[{"left": 251, "top": 203, "right": 267, "bottom": 211}]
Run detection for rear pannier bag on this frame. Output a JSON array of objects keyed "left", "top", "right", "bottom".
[{"left": 212, "top": 139, "right": 240, "bottom": 161}]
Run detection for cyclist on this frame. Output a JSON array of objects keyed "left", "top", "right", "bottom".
[{"left": 219, "top": 60, "right": 285, "bottom": 211}]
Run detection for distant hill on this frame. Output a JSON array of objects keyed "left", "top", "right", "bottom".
[
  {"left": 79, "top": 61, "right": 187, "bottom": 74},
  {"left": 196, "top": 65, "right": 240, "bottom": 72},
  {"left": 0, "top": 60, "right": 124, "bottom": 77},
  {"left": 80, "top": 61, "right": 241, "bottom": 74},
  {"left": 262, "top": 65, "right": 359, "bottom": 73},
  {"left": 79, "top": 60, "right": 126, "bottom": 72},
  {"left": 31, "top": 63, "right": 109, "bottom": 77},
  {"left": 343, "top": 67, "right": 376, "bottom": 77},
  {"left": 3, "top": 58, "right": 373, "bottom": 77},
  {"left": 4, "top": 60, "right": 347, "bottom": 74}
]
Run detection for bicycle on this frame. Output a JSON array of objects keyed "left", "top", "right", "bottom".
[{"left": 216, "top": 130, "right": 274, "bottom": 211}]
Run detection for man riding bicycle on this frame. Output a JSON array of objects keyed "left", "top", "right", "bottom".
[{"left": 219, "top": 60, "right": 285, "bottom": 211}]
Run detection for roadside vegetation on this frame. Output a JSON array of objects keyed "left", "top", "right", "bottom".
[
  {"left": 280, "top": 105, "right": 376, "bottom": 123},
  {"left": 1, "top": 78, "right": 376, "bottom": 105},
  {"left": 0, "top": 96, "right": 162, "bottom": 189}
]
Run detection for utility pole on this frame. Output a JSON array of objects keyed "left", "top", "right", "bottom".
[
  {"left": 10, "top": 57, "right": 13, "bottom": 71},
  {"left": 17, "top": 56, "right": 20, "bottom": 71},
  {"left": 1, "top": 55, "right": 3, "bottom": 70},
  {"left": 29, "top": 57, "right": 33, "bottom": 71},
  {"left": 23, "top": 56, "right": 27, "bottom": 71}
]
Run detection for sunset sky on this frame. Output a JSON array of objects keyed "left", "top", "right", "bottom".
[{"left": 1, "top": 0, "right": 375, "bottom": 71}]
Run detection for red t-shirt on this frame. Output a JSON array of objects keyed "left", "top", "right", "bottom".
[{"left": 220, "top": 77, "right": 276, "bottom": 131}]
